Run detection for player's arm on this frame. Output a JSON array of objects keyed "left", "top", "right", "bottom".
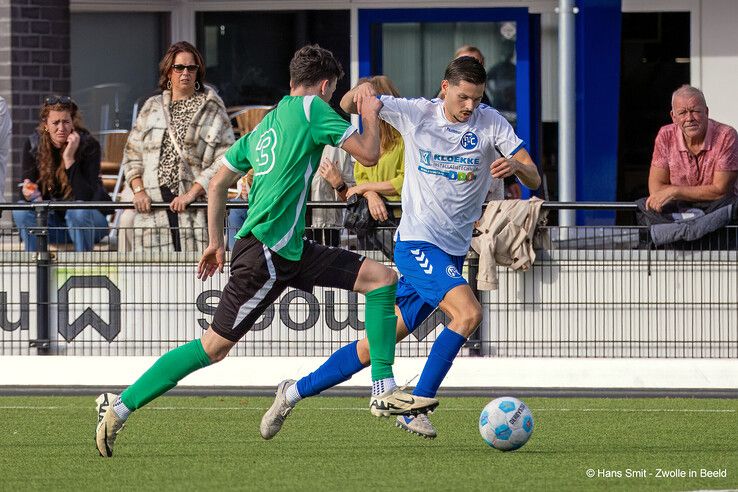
[
  {"left": 491, "top": 147, "right": 541, "bottom": 190},
  {"left": 197, "top": 163, "right": 240, "bottom": 279},
  {"left": 341, "top": 95, "right": 381, "bottom": 166},
  {"left": 340, "top": 82, "right": 376, "bottom": 115}
]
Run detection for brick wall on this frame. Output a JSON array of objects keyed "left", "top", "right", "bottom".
[
  {"left": 0, "top": 0, "right": 11, "bottom": 203},
  {"left": 0, "top": 0, "right": 70, "bottom": 202}
]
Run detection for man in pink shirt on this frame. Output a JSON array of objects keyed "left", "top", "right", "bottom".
[{"left": 646, "top": 85, "right": 738, "bottom": 212}]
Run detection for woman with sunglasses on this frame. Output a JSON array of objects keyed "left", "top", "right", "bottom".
[
  {"left": 12, "top": 96, "right": 110, "bottom": 252},
  {"left": 121, "top": 41, "right": 234, "bottom": 252}
]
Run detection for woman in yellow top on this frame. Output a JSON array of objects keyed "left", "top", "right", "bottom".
[
  {"left": 348, "top": 75, "right": 403, "bottom": 221},
  {"left": 351, "top": 129, "right": 404, "bottom": 219},
  {"left": 322, "top": 75, "right": 404, "bottom": 218}
]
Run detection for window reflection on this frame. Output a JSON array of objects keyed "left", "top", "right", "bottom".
[
  {"left": 380, "top": 21, "right": 517, "bottom": 127},
  {"left": 197, "top": 11, "right": 351, "bottom": 109}
]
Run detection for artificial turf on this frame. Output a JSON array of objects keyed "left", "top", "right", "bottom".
[{"left": 0, "top": 396, "right": 736, "bottom": 491}]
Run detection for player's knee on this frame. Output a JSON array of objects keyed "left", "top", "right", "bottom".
[
  {"left": 356, "top": 261, "right": 397, "bottom": 294},
  {"left": 395, "top": 319, "right": 410, "bottom": 343},
  {"left": 356, "top": 338, "right": 371, "bottom": 366},
  {"left": 205, "top": 346, "right": 229, "bottom": 364},
  {"left": 456, "top": 305, "right": 483, "bottom": 333},
  {"left": 372, "top": 265, "right": 397, "bottom": 290},
  {"left": 468, "top": 306, "right": 483, "bottom": 329},
  {"left": 201, "top": 328, "right": 234, "bottom": 363},
  {"left": 378, "top": 265, "right": 398, "bottom": 286}
]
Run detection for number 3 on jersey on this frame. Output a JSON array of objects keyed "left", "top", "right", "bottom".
[{"left": 254, "top": 128, "right": 277, "bottom": 176}]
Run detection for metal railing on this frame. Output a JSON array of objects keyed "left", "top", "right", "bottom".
[{"left": 1, "top": 201, "right": 736, "bottom": 359}]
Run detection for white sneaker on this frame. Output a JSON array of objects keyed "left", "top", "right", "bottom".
[
  {"left": 396, "top": 413, "right": 437, "bottom": 439},
  {"left": 95, "top": 393, "right": 125, "bottom": 457},
  {"left": 260, "top": 379, "right": 296, "bottom": 440},
  {"left": 369, "top": 387, "right": 439, "bottom": 417}
]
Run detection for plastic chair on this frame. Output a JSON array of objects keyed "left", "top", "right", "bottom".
[{"left": 229, "top": 105, "right": 273, "bottom": 137}]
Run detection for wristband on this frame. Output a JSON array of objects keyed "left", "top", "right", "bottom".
[{"left": 335, "top": 182, "right": 348, "bottom": 193}]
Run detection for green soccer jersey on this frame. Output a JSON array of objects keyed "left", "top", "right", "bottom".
[{"left": 222, "top": 95, "right": 356, "bottom": 260}]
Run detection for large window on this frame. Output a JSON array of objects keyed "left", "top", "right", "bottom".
[
  {"left": 381, "top": 21, "right": 518, "bottom": 126},
  {"left": 71, "top": 12, "right": 167, "bottom": 132},
  {"left": 617, "top": 12, "right": 690, "bottom": 209},
  {"left": 359, "top": 8, "right": 533, "bottom": 155},
  {"left": 196, "top": 10, "right": 350, "bottom": 109}
]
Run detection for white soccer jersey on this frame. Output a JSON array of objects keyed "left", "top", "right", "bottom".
[{"left": 379, "top": 96, "right": 524, "bottom": 255}]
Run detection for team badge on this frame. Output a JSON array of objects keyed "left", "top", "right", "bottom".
[
  {"left": 461, "top": 131, "right": 478, "bottom": 150},
  {"left": 446, "top": 265, "right": 461, "bottom": 278},
  {"left": 419, "top": 149, "right": 431, "bottom": 165}
]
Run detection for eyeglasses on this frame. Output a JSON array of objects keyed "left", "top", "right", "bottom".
[
  {"left": 172, "top": 64, "right": 199, "bottom": 73},
  {"left": 44, "top": 95, "right": 74, "bottom": 105}
]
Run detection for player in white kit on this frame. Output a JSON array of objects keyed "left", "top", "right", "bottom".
[{"left": 260, "top": 56, "right": 540, "bottom": 439}]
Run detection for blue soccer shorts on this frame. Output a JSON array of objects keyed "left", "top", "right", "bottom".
[{"left": 393, "top": 238, "right": 468, "bottom": 332}]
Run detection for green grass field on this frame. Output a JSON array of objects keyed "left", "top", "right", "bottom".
[{"left": 1, "top": 395, "right": 737, "bottom": 491}]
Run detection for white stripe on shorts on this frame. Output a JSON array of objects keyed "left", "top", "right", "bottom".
[{"left": 232, "top": 244, "right": 276, "bottom": 328}]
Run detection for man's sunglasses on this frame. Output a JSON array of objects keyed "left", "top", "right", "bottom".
[
  {"left": 44, "top": 95, "right": 74, "bottom": 105},
  {"left": 172, "top": 64, "right": 199, "bottom": 73}
]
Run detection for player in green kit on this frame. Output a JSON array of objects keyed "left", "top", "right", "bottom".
[{"left": 94, "top": 45, "right": 437, "bottom": 457}]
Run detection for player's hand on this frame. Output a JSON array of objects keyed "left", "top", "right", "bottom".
[
  {"left": 645, "top": 187, "right": 675, "bottom": 212},
  {"left": 359, "top": 93, "right": 382, "bottom": 120},
  {"left": 318, "top": 157, "right": 343, "bottom": 189},
  {"left": 62, "top": 131, "right": 80, "bottom": 168},
  {"left": 365, "top": 191, "right": 389, "bottom": 222},
  {"left": 354, "top": 82, "right": 377, "bottom": 116},
  {"left": 197, "top": 243, "right": 225, "bottom": 280},
  {"left": 491, "top": 157, "right": 520, "bottom": 179}
]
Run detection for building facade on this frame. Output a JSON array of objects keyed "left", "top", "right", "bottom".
[{"left": 2, "top": 0, "right": 737, "bottom": 224}]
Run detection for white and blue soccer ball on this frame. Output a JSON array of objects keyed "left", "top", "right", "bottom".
[{"left": 479, "top": 396, "right": 534, "bottom": 451}]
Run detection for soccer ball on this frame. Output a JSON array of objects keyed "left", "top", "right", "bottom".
[{"left": 479, "top": 397, "right": 534, "bottom": 451}]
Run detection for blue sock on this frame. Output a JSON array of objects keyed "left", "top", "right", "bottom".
[
  {"left": 296, "top": 340, "right": 366, "bottom": 398},
  {"left": 413, "top": 327, "right": 466, "bottom": 398}
]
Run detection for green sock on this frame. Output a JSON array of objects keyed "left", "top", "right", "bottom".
[
  {"left": 364, "top": 283, "right": 397, "bottom": 381},
  {"left": 120, "top": 338, "right": 211, "bottom": 410}
]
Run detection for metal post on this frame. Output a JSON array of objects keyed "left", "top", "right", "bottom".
[
  {"left": 558, "top": 0, "right": 577, "bottom": 231},
  {"left": 30, "top": 205, "right": 51, "bottom": 353},
  {"left": 466, "top": 253, "right": 482, "bottom": 356}
]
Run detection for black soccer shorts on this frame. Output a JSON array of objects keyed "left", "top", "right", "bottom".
[{"left": 211, "top": 234, "right": 365, "bottom": 342}]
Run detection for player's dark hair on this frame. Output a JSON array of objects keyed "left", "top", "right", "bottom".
[
  {"left": 444, "top": 56, "right": 486, "bottom": 86},
  {"left": 289, "top": 44, "right": 345, "bottom": 88}
]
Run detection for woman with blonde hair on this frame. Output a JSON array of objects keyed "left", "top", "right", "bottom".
[
  {"left": 350, "top": 75, "right": 404, "bottom": 216},
  {"left": 122, "top": 41, "right": 234, "bottom": 252}
]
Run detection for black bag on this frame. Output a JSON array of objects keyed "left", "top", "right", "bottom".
[
  {"left": 343, "top": 193, "right": 398, "bottom": 261},
  {"left": 343, "top": 193, "right": 396, "bottom": 233}
]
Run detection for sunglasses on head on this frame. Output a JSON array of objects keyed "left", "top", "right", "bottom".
[
  {"left": 172, "top": 64, "right": 199, "bottom": 73},
  {"left": 44, "top": 95, "right": 74, "bottom": 105}
]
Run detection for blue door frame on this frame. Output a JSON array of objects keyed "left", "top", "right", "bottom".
[
  {"left": 358, "top": 8, "right": 539, "bottom": 190},
  {"left": 576, "top": 0, "right": 621, "bottom": 224}
]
